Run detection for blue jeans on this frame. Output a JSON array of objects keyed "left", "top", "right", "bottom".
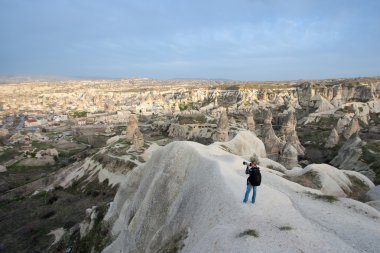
[{"left": 243, "top": 183, "right": 257, "bottom": 203}]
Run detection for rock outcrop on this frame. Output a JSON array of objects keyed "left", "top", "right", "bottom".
[
  {"left": 296, "top": 82, "right": 314, "bottom": 108},
  {"left": 280, "top": 110, "right": 305, "bottom": 156},
  {"left": 125, "top": 114, "right": 144, "bottom": 149},
  {"left": 214, "top": 109, "right": 229, "bottom": 142},
  {"left": 330, "top": 132, "right": 375, "bottom": 180},
  {"left": 212, "top": 130, "right": 266, "bottom": 158},
  {"left": 343, "top": 116, "right": 360, "bottom": 140},
  {"left": 285, "top": 163, "right": 374, "bottom": 197},
  {"left": 261, "top": 108, "right": 283, "bottom": 161},
  {"left": 336, "top": 115, "right": 352, "bottom": 134},
  {"left": 246, "top": 112, "right": 255, "bottom": 132},
  {"left": 279, "top": 142, "right": 298, "bottom": 169},
  {"left": 0, "top": 165, "right": 7, "bottom": 173},
  {"left": 366, "top": 185, "right": 380, "bottom": 201},
  {"left": 125, "top": 115, "right": 139, "bottom": 142},
  {"left": 0, "top": 128, "right": 9, "bottom": 137},
  {"left": 325, "top": 128, "right": 339, "bottom": 148},
  {"left": 35, "top": 148, "right": 59, "bottom": 159},
  {"left": 132, "top": 129, "right": 144, "bottom": 149},
  {"left": 366, "top": 185, "right": 380, "bottom": 211}
]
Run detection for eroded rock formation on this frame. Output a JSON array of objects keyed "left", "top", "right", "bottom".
[
  {"left": 125, "top": 114, "right": 144, "bottom": 149},
  {"left": 343, "top": 116, "right": 360, "bottom": 140},
  {"left": 214, "top": 109, "right": 229, "bottom": 142},
  {"left": 331, "top": 132, "right": 374, "bottom": 180},
  {"left": 325, "top": 128, "right": 339, "bottom": 148},
  {"left": 246, "top": 112, "right": 255, "bottom": 132},
  {"left": 280, "top": 110, "right": 305, "bottom": 156},
  {"left": 279, "top": 142, "right": 298, "bottom": 169},
  {"left": 261, "top": 108, "right": 284, "bottom": 161}
]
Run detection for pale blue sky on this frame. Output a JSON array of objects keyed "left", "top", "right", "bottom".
[{"left": 0, "top": 0, "right": 379, "bottom": 80}]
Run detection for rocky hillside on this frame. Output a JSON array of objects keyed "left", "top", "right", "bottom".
[{"left": 1, "top": 77, "right": 380, "bottom": 252}]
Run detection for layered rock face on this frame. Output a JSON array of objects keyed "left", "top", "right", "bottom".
[
  {"left": 261, "top": 108, "right": 283, "bottom": 161},
  {"left": 331, "top": 132, "right": 375, "bottom": 180},
  {"left": 297, "top": 82, "right": 375, "bottom": 111}
]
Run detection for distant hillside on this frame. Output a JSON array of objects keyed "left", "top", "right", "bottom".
[{"left": 0, "top": 75, "right": 72, "bottom": 84}]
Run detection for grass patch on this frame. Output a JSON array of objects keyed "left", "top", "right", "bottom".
[
  {"left": 178, "top": 101, "right": 198, "bottom": 111},
  {"left": 178, "top": 114, "right": 207, "bottom": 125},
  {"left": 360, "top": 140, "right": 380, "bottom": 185},
  {"left": 0, "top": 181, "right": 116, "bottom": 253},
  {"left": 298, "top": 129, "right": 331, "bottom": 145},
  {"left": 156, "top": 230, "right": 188, "bottom": 253},
  {"left": 307, "top": 192, "right": 339, "bottom": 203},
  {"left": 75, "top": 135, "right": 109, "bottom": 148},
  {"left": 219, "top": 144, "right": 232, "bottom": 153},
  {"left": 9, "top": 163, "right": 52, "bottom": 173},
  {"left": 238, "top": 229, "right": 259, "bottom": 238},
  {"left": 31, "top": 140, "right": 54, "bottom": 150},
  {"left": 284, "top": 171, "right": 322, "bottom": 190},
  {"left": 337, "top": 105, "right": 355, "bottom": 114},
  {"left": 346, "top": 175, "right": 370, "bottom": 201},
  {"left": 278, "top": 226, "right": 293, "bottom": 231},
  {"left": 63, "top": 204, "right": 112, "bottom": 253},
  {"left": 0, "top": 147, "right": 20, "bottom": 163}
]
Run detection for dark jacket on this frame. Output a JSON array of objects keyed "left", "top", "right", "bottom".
[{"left": 246, "top": 165, "right": 260, "bottom": 186}]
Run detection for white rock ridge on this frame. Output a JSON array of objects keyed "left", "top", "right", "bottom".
[
  {"left": 211, "top": 130, "right": 266, "bottom": 158},
  {"left": 102, "top": 140, "right": 380, "bottom": 253}
]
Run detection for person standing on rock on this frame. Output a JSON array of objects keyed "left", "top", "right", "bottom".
[{"left": 243, "top": 161, "right": 261, "bottom": 204}]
